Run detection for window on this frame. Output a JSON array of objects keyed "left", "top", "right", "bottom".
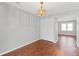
[
  {"left": 61, "top": 22, "right": 73, "bottom": 31},
  {"left": 67, "top": 23, "right": 73, "bottom": 31},
  {"left": 61, "top": 23, "right": 66, "bottom": 31}
]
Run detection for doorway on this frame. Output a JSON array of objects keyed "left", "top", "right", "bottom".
[
  {"left": 56, "top": 20, "right": 78, "bottom": 56},
  {"left": 58, "top": 20, "right": 76, "bottom": 36}
]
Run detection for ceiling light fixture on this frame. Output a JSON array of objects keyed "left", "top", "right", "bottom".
[{"left": 38, "top": 2, "right": 46, "bottom": 16}]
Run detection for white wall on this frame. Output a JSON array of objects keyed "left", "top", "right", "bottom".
[
  {"left": 0, "top": 3, "right": 9, "bottom": 54},
  {"left": 76, "top": 16, "right": 79, "bottom": 47},
  {"left": 0, "top": 3, "right": 40, "bottom": 54},
  {"left": 40, "top": 17, "right": 58, "bottom": 43}
]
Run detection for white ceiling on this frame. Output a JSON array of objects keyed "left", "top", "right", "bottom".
[{"left": 6, "top": 2, "right": 79, "bottom": 17}]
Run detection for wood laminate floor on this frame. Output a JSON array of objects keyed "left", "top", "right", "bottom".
[
  {"left": 3, "top": 35, "right": 79, "bottom": 56},
  {"left": 56, "top": 35, "right": 79, "bottom": 56},
  {"left": 3, "top": 39, "right": 63, "bottom": 56}
]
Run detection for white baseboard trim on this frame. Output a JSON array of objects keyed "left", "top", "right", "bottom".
[
  {"left": 0, "top": 39, "right": 39, "bottom": 56},
  {"left": 53, "top": 39, "right": 58, "bottom": 43}
]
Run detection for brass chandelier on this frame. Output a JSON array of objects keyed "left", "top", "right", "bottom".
[{"left": 38, "top": 2, "right": 46, "bottom": 16}]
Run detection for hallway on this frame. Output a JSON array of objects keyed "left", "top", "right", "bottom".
[{"left": 56, "top": 35, "right": 79, "bottom": 56}]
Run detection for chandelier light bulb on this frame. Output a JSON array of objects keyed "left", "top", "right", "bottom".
[{"left": 38, "top": 2, "right": 46, "bottom": 16}]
